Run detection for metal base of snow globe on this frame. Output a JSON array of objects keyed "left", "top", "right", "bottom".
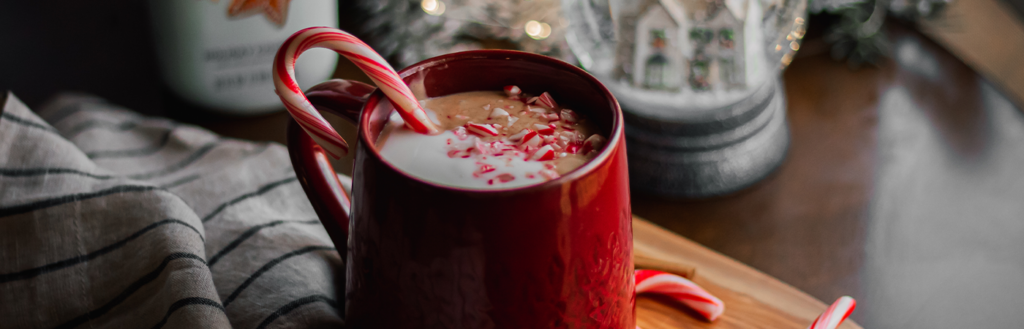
[{"left": 625, "top": 77, "right": 789, "bottom": 198}]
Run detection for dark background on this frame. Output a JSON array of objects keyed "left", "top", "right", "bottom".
[
  {"left": 6, "top": 2, "right": 1024, "bottom": 328},
  {"left": 3, "top": 1, "right": 1024, "bottom": 113},
  {"left": 0, "top": 1, "right": 376, "bottom": 117}
]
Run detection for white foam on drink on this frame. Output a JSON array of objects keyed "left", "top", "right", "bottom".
[{"left": 377, "top": 111, "right": 549, "bottom": 190}]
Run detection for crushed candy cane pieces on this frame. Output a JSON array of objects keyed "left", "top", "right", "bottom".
[
  {"left": 534, "top": 123, "right": 556, "bottom": 135},
  {"left": 508, "top": 129, "right": 532, "bottom": 141},
  {"left": 560, "top": 109, "right": 578, "bottom": 123},
  {"left": 504, "top": 85, "right": 521, "bottom": 97},
  {"left": 538, "top": 169, "right": 560, "bottom": 180},
  {"left": 530, "top": 145, "right": 556, "bottom": 161},
  {"left": 466, "top": 123, "right": 500, "bottom": 136},
  {"left": 538, "top": 92, "right": 558, "bottom": 108},
  {"left": 413, "top": 88, "right": 608, "bottom": 186},
  {"left": 582, "top": 134, "right": 606, "bottom": 154},
  {"left": 520, "top": 131, "right": 542, "bottom": 147},
  {"left": 453, "top": 126, "right": 469, "bottom": 140},
  {"left": 490, "top": 108, "right": 510, "bottom": 120}
]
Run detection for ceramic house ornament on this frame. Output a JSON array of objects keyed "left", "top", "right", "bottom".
[
  {"left": 628, "top": 0, "right": 756, "bottom": 92},
  {"left": 564, "top": 0, "right": 807, "bottom": 197},
  {"left": 605, "top": 0, "right": 773, "bottom": 113}
]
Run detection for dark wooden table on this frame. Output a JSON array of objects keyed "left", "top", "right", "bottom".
[
  {"left": 635, "top": 24, "right": 1024, "bottom": 328},
  {"left": 5, "top": 4, "right": 1023, "bottom": 325},
  {"left": 191, "top": 24, "right": 1024, "bottom": 327}
]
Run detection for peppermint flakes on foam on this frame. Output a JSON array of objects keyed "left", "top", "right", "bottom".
[
  {"left": 504, "top": 85, "right": 521, "bottom": 97},
  {"left": 537, "top": 92, "right": 558, "bottom": 108},
  {"left": 508, "top": 129, "right": 532, "bottom": 141},
  {"left": 381, "top": 87, "right": 607, "bottom": 189},
  {"left": 466, "top": 122, "right": 500, "bottom": 136},
  {"left": 490, "top": 108, "right": 510, "bottom": 120},
  {"left": 453, "top": 126, "right": 469, "bottom": 140},
  {"left": 560, "top": 109, "right": 578, "bottom": 123},
  {"left": 519, "top": 130, "right": 542, "bottom": 148},
  {"left": 534, "top": 123, "right": 556, "bottom": 135},
  {"left": 582, "top": 134, "right": 606, "bottom": 155},
  {"left": 530, "top": 145, "right": 556, "bottom": 161}
]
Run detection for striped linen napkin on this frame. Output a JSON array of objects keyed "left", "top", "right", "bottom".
[{"left": 0, "top": 92, "right": 345, "bottom": 328}]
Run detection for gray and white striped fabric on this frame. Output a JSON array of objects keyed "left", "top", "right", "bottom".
[{"left": 0, "top": 92, "right": 346, "bottom": 328}]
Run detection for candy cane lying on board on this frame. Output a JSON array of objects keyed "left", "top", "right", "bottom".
[
  {"left": 273, "top": 27, "right": 439, "bottom": 158},
  {"left": 635, "top": 269, "right": 725, "bottom": 322},
  {"left": 807, "top": 296, "right": 856, "bottom": 329}
]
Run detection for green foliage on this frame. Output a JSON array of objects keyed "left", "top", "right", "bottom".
[
  {"left": 807, "top": 0, "right": 951, "bottom": 68},
  {"left": 719, "top": 29, "right": 734, "bottom": 41},
  {"left": 825, "top": 4, "right": 889, "bottom": 68},
  {"left": 689, "top": 28, "right": 714, "bottom": 44},
  {"left": 651, "top": 29, "right": 667, "bottom": 40}
]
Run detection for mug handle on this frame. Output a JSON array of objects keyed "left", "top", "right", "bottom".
[{"left": 286, "top": 79, "right": 375, "bottom": 252}]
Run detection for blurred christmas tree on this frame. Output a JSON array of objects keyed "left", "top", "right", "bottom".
[
  {"left": 809, "top": 0, "right": 951, "bottom": 67},
  {"left": 337, "top": 0, "right": 953, "bottom": 69},
  {"left": 339, "top": 0, "right": 570, "bottom": 69}
]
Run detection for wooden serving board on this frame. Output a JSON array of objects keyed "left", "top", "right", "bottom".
[{"left": 632, "top": 217, "right": 862, "bottom": 329}]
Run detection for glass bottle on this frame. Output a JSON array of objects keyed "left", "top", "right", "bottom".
[{"left": 148, "top": 0, "right": 339, "bottom": 115}]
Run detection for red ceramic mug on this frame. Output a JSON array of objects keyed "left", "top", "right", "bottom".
[{"left": 285, "top": 50, "right": 633, "bottom": 328}]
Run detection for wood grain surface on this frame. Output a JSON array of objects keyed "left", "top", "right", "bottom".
[{"left": 634, "top": 217, "right": 861, "bottom": 329}]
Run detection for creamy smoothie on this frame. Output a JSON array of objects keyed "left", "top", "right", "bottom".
[{"left": 377, "top": 86, "right": 606, "bottom": 189}]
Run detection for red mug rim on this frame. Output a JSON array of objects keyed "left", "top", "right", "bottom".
[{"left": 354, "top": 49, "right": 624, "bottom": 195}]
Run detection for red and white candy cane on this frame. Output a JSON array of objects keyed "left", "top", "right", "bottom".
[
  {"left": 273, "top": 27, "right": 439, "bottom": 158},
  {"left": 807, "top": 296, "right": 856, "bottom": 329},
  {"left": 634, "top": 269, "right": 724, "bottom": 322}
]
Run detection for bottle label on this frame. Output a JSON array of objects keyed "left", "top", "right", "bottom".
[{"left": 203, "top": 41, "right": 281, "bottom": 92}]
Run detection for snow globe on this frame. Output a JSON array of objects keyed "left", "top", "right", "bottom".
[{"left": 563, "top": 0, "right": 807, "bottom": 197}]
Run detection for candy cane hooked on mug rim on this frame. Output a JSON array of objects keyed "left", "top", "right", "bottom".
[
  {"left": 634, "top": 269, "right": 725, "bottom": 322},
  {"left": 807, "top": 296, "right": 856, "bottom": 329},
  {"left": 273, "top": 27, "right": 439, "bottom": 158}
]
